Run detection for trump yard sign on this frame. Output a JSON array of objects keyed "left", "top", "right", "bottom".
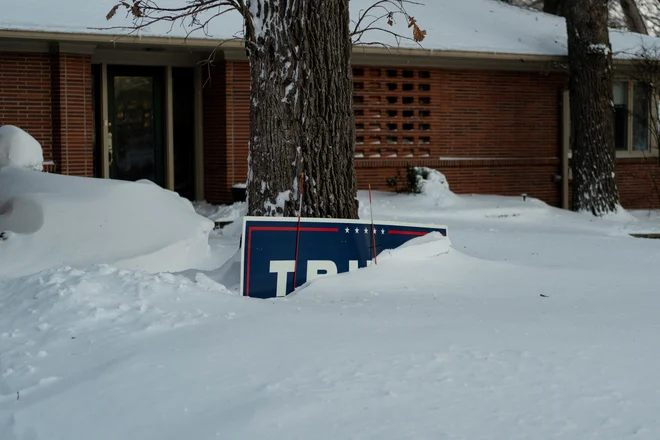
[{"left": 240, "top": 216, "right": 448, "bottom": 299}]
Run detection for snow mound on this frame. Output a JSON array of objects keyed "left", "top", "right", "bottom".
[
  {"left": 582, "top": 203, "right": 640, "bottom": 223},
  {"left": 0, "top": 125, "right": 44, "bottom": 171},
  {"left": 413, "top": 167, "right": 462, "bottom": 208},
  {"left": 194, "top": 200, "right": 247, "bottom": 224},
  {"left": 0, "top": 167, "right": 214, "bottom": 280},
  {"left": 379, "top": 231, "right": 451, "bottom": 262}
]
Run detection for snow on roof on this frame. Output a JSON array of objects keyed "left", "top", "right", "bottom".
[{"left": 0, "top": 0, "right": 658, "bottom": 58}]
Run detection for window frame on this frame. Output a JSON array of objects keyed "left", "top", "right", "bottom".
[{"left": 613, "top": 79, "right": 658, "bottom": 158}]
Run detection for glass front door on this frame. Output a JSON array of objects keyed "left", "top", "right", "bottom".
[{"left": 107, "top": 66, "right": 165, "bottom": 186}]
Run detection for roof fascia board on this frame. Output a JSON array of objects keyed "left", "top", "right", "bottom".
[{"left": 0, "top": 28, "right": 643, "bottom": 71}]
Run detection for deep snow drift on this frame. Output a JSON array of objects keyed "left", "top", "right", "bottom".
[
  {"left": 0, "top": 125, "right": 43, "bottom": 171},
  {"left": 2, "top": 170, "right": 660, "bottom": 439},
  {"left": 0, "top": 167, "right": 215, "bottom": 279}
]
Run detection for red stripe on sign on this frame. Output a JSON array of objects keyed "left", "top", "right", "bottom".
[
  {"left": 388, "top": 230, "right": 429, "bottom": 236},
  {"left": 245, "top": 225, "right": 339, "bottom": 297},
  {"left": 246, "top": 228, "right": 253, "bottom": 297},
  {"left": 250, "top": 226, "right": 339, "bottom": 232}
]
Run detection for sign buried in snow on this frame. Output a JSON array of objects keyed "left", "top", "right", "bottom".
[{"left": 240, "top": 217, "right": 448, "bottom": 299}]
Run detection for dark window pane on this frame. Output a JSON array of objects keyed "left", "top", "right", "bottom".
[
  {"left": 633, "top": 83, "right": 650, "bottom": 151},
  {"left": 172, "top": 67, "right": 196, "bottom": 200},
  {"left": 113, "top": 76, "right": 156, "bottom": 182},
  {"left": 613, "top": 82, "right": 629, "bottom": 150}
]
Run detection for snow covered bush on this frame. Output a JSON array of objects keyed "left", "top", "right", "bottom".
[
  {"left": 406, "top": 166, "right": 461, "bottom": 208},
  {"left": 0, "top": 125, "right": 44, "bottom": 171}
]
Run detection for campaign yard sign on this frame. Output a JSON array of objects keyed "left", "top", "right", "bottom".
[{"left": 240, "top": 216, "right": 448, "bottom": 299}]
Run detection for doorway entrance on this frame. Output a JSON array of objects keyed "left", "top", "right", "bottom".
[
  {"left": 93, "top": 64, "right": 199, "bottom": 200},
  {"left": 107, "top": 66, "right": 165, "bottom": 186}
]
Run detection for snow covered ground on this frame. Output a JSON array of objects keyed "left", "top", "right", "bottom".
[{"left": 2, "top": 171, "right": 660, "bottom": 439}]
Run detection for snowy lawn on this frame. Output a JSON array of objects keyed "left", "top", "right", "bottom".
[{"left": 2, "top": 182, "right": 660, "bottom": 438}]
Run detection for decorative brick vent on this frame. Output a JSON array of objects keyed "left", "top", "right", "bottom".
[{"left": 352, "top": 67, "right": 432, "bottom": 159}]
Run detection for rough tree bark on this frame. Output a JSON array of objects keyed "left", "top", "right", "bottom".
[
  {"left": 619, "top": 0, "right": 648, "bottom": 34},
  {"left": 243, "top": 0, "right": 358, "bottom": 218},
  {"left": 565, "top": 0, "right": 620, "bottom": 215}
]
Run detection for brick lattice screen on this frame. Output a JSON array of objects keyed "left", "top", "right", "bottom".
[{"left": 352, "top": 67, "right": 432, "bottom": 159}]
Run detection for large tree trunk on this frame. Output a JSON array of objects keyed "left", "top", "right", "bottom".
[
  {"left": 566, "top": 0, "right": 620, "bottom": 215},
  {"left": 619, "top": 0, "right": 648, "bottom": 34},
  {"left": 243, "top": 0, "right": 358, "bottom": 218},
  {"left": 544, "top": 0, "right": 564, "bottom": 15}
]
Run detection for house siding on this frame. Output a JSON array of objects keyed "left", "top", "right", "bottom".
[
  {"left": 50, "top": 52, "right": 94, "bottom": 176},
  {"left": 216, "top": 61, "right": 566, "bottom": 206},
  {"left": 0, "top": 50, "right": 94, "bottom": 176},
  {"left": 615, "top": 158, "right": 660, "bottom": 209},
  {"left": 2, "top": 50, "right": 659, "bottom": 210},
  {"left": 0, "top": 52, "right": 53, "bottom": 162}
]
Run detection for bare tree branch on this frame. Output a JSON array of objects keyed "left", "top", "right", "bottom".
[
  {"left": 350, "top": 0, "right": 426, "bottom": 47},
  {"left": 619, "top": 0, "right": 648, "bottom": 34},
  {"left": 100, "top": 0, "right": 245, "bottom": 42},
  {"left": 102, "top": 0, "right": 426, "bottom": 51}
]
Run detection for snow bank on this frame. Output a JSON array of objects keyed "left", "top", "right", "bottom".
[
  {"left": 194, "top": 200, "right": 247, "bottom": 224},
  {"left": 0, "top": 167, "right": 214, "bottom": 279},
  {"left": 378, "top": 231, "right": 451, "bottom": 262},
  {"left": 0, "top": 125, "right": 44, "bottom": 171},
  {"left": 3, "top": 182, "right": 660, "bottom": 439}
]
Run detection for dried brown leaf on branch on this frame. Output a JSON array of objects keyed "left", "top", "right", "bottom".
[
  {"left": 106, "top": 0, "right": 142, "bottom": 21},
  {"left": 408, "top": 16, "right": 426, "bottom": 42},
  {"left": 106, "top": 4, "right": 120, "bottom": 20},
  {"left": 131, "top": 1, "right": 143, "bottom": 18},
  {"left": 387, "top": 12, "right": 394, "bottom": 26}
]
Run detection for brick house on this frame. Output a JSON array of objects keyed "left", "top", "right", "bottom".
[{"left": 1, "top": 0, "right": 660, "bottom": 209}]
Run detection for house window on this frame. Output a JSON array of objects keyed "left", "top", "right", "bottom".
[{"left": 614, "top": 81, "right": 651, "bottom": 153}]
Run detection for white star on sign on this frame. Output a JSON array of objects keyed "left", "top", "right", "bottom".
[
  {"left": 381, "top": 229, "right": 386, "bottom": 234},
  {"left": 364, "top": 227, "right": 368, "bottom": 234},
  {"left": 355, "top": 227, "right": 360, "bottom": 233},
  {"left": 345, "top": 227, "right": 350, "bottom": 233}
]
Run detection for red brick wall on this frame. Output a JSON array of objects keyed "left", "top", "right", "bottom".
[
  {"left": 357, "top": 158, "right": 561, "bottom": 206},
  {"left": 1, "top": 50, "right": 93, "bottom": 176},
  {"left": 218, "top": 62, "right": 566, "bottom": 206},
  {"left": 50, "top": 52, "right": 94, "bottom": 176},
  {"left": 225, "top": 62, "right": 250, "bottom": 193},
  {"left": 202, "top": 61, "right": 251, "bottom": 204},
  {"left": 0, "top": 52, "right": 53, "bottom": 161},
  {"left": 616, "top": 158, "right": 660, "bottom": 209},
  {"left": 352, "top": 67, "right": 564, "bottom": 160}
]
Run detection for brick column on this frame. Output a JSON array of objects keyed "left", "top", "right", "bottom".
[
  {"left": 50, "top": 45, "right": 94, "bottom": 177},
  {"left": 202, "top": 61, "right": 229, "bottom": 204}
]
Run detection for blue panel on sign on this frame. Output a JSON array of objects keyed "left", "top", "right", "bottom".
[{"left": 240, "top": 217, "right": 448, "bottom": 299}]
